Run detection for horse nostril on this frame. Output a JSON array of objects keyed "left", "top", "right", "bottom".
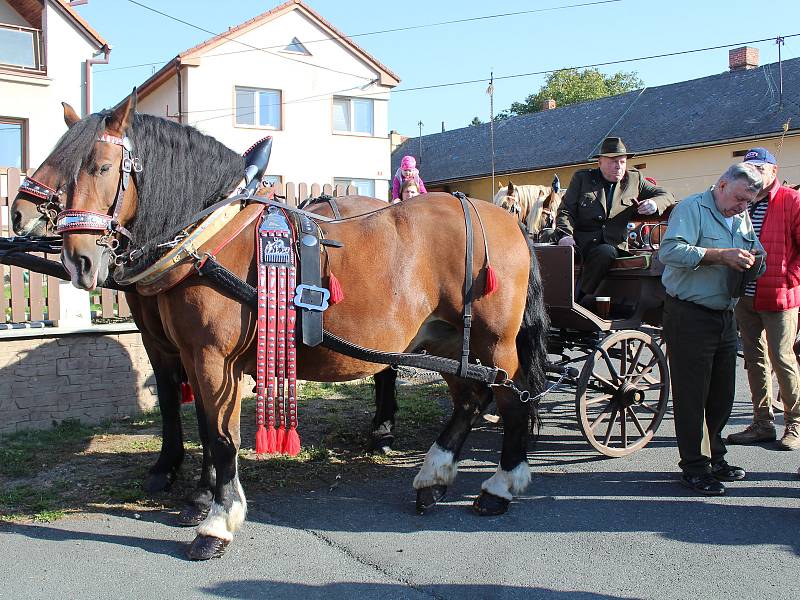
[
  {"left": 79, "top": 255, "right": 93, "bottom": 275},
  {"left": 11, "top": 209, "right": 21, "bottom": 233}
]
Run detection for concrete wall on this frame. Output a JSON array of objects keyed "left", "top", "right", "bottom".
[
  {"left": 137, "top": 8, "right": 394, "bottom": 199},
  {"left": 0, "top": 325, "right": 157, "bottom": 434},
  {"left": 430, "top": 134, "right": 800, "bottom": 203}
]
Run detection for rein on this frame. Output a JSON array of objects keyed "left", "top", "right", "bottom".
[{"left": 54, "top": 133, "right": 142, "bottom": 265}]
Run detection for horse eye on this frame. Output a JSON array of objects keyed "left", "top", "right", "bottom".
[{"left": 100, "top": 164, "right": 112, "bottom": 174}]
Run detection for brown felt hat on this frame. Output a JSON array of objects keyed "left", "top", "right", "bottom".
[{"left": 594, "top": 137, "right": 634, "bottom": 158}]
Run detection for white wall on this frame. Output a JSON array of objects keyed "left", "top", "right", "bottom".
[
  {"left": 0, "top": 1, "right": 99, "bottom": 168},
  {"left": 139, "top": 8, "right": 394, "bottom": 197}
]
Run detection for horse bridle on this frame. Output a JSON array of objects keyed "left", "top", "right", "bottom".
[
  {"left": 54, "top": 133, "right": 143, "bottom": 264},
  {"left": 16, "top": 177, "right": 64, "bottom": 230}
]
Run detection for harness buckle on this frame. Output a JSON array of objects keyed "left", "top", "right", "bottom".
[
  {"left": 293, "top": 284, "right": 330, "bottom": 312},
  {"left": 122, "top": 157, "right": 133, "bottom": 173}
]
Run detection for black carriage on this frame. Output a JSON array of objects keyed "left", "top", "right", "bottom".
[{"left": 535, "top": 240, "right": 670, "bottom": 457}]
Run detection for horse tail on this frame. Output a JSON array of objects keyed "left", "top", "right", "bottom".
[{"left": 515, "top": 223, "right": 549, "bottom": 430}]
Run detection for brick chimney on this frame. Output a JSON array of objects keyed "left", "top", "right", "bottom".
[
  {"left": 542, "top": 98, "right": 557, "bottom": 110},
  {"left": 729, "top": 46, "right": 759, "bottom": 71}
]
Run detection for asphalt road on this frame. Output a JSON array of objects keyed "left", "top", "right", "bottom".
[{"left": 2, "top": 358, "right": 798, "bottom": 600}]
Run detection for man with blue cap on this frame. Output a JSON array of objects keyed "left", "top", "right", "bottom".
[{"left": 728, "top": 147, "right": 800, "bottom": 451}]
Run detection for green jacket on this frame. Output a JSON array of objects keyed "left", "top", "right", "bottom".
[{"left": 555, "top": 168, "right": 675, "bottom": 252}]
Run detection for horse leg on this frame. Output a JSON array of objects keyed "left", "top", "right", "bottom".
[
  {"left": 186, "top": 351, "right": 247, "bottom": 561},
  {"left": 473, "top": 385, "right": 532, "bottom": 517},
  {"left": 138, "top": 338, "right": 184, "bottom": 494},
  {"left": 176, "top": 392, "right": 216, "bottom": 527},
  {"left": 371, "top": 367, "right": 398, "bottom": 453},
  {"left": 413, "top": 376, "right": 493, "bottom": 513}
]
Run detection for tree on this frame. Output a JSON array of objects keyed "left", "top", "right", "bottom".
[
  {"left": 469, "top": 116, "right": 483, "bottom": 127},
  {"left": 506, "top": 68, "right": 644, "bottom": 116}
]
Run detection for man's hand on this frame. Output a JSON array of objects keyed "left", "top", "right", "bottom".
[
  {"left": 637, "top": 199, "right": 658, "bottom": 215},
  {"left": 558, "top": 235, "right": 576, "bottom": 247},
  {"left": 711, "top": 248, "right": 757, "bottom": 271}
]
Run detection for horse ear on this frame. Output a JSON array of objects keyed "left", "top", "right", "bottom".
[
  {"left": 108, "top": 88, "right": 138, "bottom": 134},
  {"left": 508, "top": 181, "right": 515, "bottom": 196},
  {"left": 62, "top": 102, "right": 80, "bottom": 128}
]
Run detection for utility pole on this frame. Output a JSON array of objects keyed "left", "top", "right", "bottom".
[
  {"left": 777, "top": 36, "right": 785, "bottom": 108},
  {"left": 487, "top": 72, "right": 496, "bottom": 195},
  {"left": 417, "top": 120, "right": 423, "bottom": 165}
]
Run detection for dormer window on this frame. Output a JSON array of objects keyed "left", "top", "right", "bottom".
[
  {"left": 0, "top": 23, "right": 44, "bottom": 72},
  {"left": 282, "top": 37, "right": 310, "bottom": 56}
]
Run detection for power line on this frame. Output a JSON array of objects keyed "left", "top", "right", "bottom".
[
  {"left": 96, "top": 0, "right": 624, "bottom": 74},
  {"left": 123, "top": 0, "right": 373, "bottom": 81},
  {"left": 173, "top": 32, "right": 799, "bottom": 125}
]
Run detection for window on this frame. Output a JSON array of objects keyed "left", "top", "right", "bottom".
[
  {"left": 333, "top": 97, "right": 374, "bottom": 135},
  {"left": 235, "top": 87, "right": 281, "bottom": 129},
  {"left": 0, "top": 118, "right": 25, "bottom": 169},
  {"left": 334, "top": 177, "right": 375, "bottom": 197},
  {"left": 282, "top": 37, "right": 310, "bottom": 55},
  {"left": 0, "top": 24, "right": 43, "bottom": 71}
]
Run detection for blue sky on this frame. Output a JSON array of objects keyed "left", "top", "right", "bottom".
[{"left": 81, "top": 0, "right": 800, "bottom": 137}]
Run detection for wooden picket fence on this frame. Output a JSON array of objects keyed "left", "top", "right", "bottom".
[{"left": 1, "top": 167, "right": 362, "bottom": 326}]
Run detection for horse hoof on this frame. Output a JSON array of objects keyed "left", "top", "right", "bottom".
[
  {"left": 176, "top": 504, "right": 210, "bottom": 527},
  {"left": 142, "top": 470, "right": 176, "bottom": 494},
  {"left": 370, "top": 435, "right": 395, "bottom": 454},
  {"left": 472, "top": 491, "right": 510, "bottom": 516},
  {"left": 186, "top": 535, "right": 229, "bottom": 560},
  {"left": 415, "top": 484, "right": 447, "bottom": 514}
]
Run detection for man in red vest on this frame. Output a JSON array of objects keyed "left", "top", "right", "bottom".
[{"left": 728, "top": 147, "right": 800, "bottom": 450}]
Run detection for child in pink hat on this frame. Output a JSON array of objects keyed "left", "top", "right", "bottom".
[{"left": 391, "top": 155, "right": 427, "bottom": 201}]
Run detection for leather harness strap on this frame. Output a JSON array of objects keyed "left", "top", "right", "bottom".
[
  {"left": 295, "top": 214, "right": 328, "bottom": 347},
  {"left": 453, "top": 191, "right": 474, "bottom": 378}
]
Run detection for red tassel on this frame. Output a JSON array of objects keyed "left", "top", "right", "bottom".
[
  {"left": 180, "top": 382, "right": 195, "bottom": 404},
  {"left": 328, "top": 272, "right": 344, "bottom": 305},
  {"left": 266, "top": 425, "right": 277, "bottom": 454},
  {"left": 484, "top": 264, "right": 498, "bottom": 296},
  {"left": 255, "top": 424, "right": 268, "bottom": 454},
  {"left": 284, "top": 427, "right": 301, "bottom": 456},
  {"left": 276, "top": 426, "right": 286, "bottom": 454}
]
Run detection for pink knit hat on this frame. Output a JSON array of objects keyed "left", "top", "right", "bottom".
[{"left": 400, "top": 155, "right": 416, "bottom": 170}]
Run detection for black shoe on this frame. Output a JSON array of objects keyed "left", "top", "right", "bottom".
[
  {"left": 710, "top": 461, "right": 746, "bottom": 481},
  {"left": 681, "top": 472, "right": 725, "bottom": 496}
]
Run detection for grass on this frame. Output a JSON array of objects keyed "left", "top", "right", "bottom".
[
  {"left": 0, "top": 419, "right": 97, "bottom": 478},
  {"left": 0, "top": 377, "right": 448, "bottom": 524}
]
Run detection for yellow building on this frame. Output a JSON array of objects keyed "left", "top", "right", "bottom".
[{"left": 393, "top": 48, "right": 800, "bottom": 201}]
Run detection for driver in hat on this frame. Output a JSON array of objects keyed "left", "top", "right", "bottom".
[{"left": 555, "top": 136, "right": 676, "bottom": 304}]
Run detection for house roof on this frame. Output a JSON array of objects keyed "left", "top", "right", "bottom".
[
  {"left": 136, "top": 0, "right": 399, "bottom": 101},
  {"left": 8, "top": 0, "right": 108, "bottom": 49},
  {"left": 394, "top": 57, "right": 800, "bottom": 185}
]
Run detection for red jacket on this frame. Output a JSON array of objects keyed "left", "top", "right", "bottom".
[{"left": 754, "top": 181, "right": 800, "bottom": 311}]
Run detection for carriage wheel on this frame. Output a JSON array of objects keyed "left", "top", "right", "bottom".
[{"left": 576, "top": 330, "right": 669, "bottom": 457}]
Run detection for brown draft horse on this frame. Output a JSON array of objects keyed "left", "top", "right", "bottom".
[
  {"left": 11, "top": 136, "right": 401, "bottom": 513},
  {"left": 46, "top": 93, "right": 548, "bottom": 560},
  {"left": 493, "top": 181, "right": 562, "bottom": 236}
]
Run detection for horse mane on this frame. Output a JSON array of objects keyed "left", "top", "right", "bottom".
[{"left": 125, "top": 114, "right": 244, "bottom": 274}]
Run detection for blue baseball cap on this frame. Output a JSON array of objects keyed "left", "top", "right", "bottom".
[{"left": 743, "top": 147, "right": 777, "bottom": 165}]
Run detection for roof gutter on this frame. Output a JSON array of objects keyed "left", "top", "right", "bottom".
[{"left": 85, "top": 44, "right": 111, "bottom": 114}]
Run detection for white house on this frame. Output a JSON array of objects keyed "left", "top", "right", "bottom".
[
  {"left": 0, "top": 0, "right": 109, "bottom": 170},
  {"left": 135, "top": 0, "right": 400, "bottom": 199}
]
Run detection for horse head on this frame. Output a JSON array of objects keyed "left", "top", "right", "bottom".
[
  {"left": 10, "top": 103, "right": 82, "bottom": 237},
  {"left": 498, "top": 181, "right": 524, "bottom": 219}
]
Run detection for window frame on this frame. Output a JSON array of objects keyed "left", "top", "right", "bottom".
[
  {"left": 0, "top": 117, "right": 27, "bottom": 170},
  {"left": 234, "top": 86, "right": 283, "bottom": 130},
  {"left": 333, "top": 177, "right": 375, "bottom": 197},
  {"left": 332, "top": 96, "right": 375, "bottom": 136}
]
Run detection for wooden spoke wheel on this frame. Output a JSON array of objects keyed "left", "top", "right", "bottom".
[{"left": 576, "top": 330, "right": 669, "bottom": 457}]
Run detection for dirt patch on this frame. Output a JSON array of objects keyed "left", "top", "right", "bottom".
[{"left": 0, "top": 377, "right": 450, "bottom": 523}]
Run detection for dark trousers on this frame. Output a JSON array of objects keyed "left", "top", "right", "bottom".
[
  {"left": 662, "top": 295, "right": 737, "bottom": 475},
  {"left": 579, "top": 243, "right": 618, "bottom": 296}
]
